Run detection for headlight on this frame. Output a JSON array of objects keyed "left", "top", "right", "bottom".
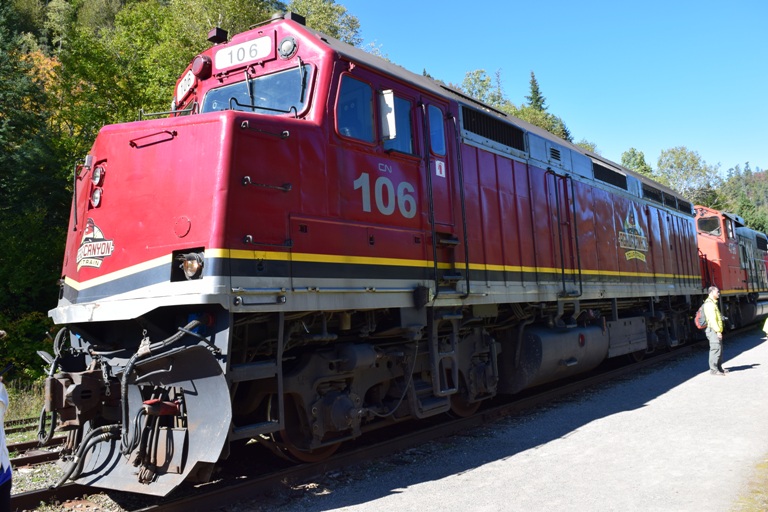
[
  {"left": 92, "top": 166, "right": 105, "bottom": 186},
  {"left": 178, "top": 252, "right": 204, "bottom": 280},
  {"left": 90, "top": 187, "right": 103, "bottom": 207}
]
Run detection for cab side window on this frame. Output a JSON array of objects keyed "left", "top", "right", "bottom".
[
  {"left": 428, "top": 105, "right": 446, "bottom": 156},
  {"left": 383, "top": 95, "right": 414, "bottom": 154},
  {"left": 337, "top": 75, "right": 374, "bottom": 142}
]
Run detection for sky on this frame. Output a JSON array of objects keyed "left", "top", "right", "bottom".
[{"left": 340, "top": 0, "right": 767, "bottom": 174}]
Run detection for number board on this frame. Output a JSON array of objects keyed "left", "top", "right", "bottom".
[
  {"left": 214, "top": 33, "right": 275, "bottom": 71},
  {"left": 176, "top": 70, "right": 195, "bottom": 102}
]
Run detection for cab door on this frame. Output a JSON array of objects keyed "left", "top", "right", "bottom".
[
  {"left": 415, "top": 98, "right": 466, "bottom": 295},
  {"left": 422, "top": 102, "right": 454, "bottom": 229}
]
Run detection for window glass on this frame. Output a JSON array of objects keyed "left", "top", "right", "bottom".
[
  {"left": 383, "top": 95, "right": 413, "bottom": 153},
  {"left": 337, "top": 75, "right": 374, "bottom": 142},
  {"left": 428, "top": 105, "right": 445, "bottom": 156},
  {"left": 697, "top": 216, "right": 721, "bottom": 237},
  {"left": 202, "top": 65, "right": 312, "bottom": 115},
  {"left": 726, "top": 219, "right": 735, "bottom": 239}
]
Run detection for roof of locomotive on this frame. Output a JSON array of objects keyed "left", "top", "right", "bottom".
[{"left": 287, "top": 14, "right": 689, "bottom": 206}]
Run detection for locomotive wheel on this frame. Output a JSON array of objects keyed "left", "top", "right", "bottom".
[
  {"left": 276, "top": 431, "right": 341, "bottom": 463},
  {"left": 268, "top": 394, "right": 341, "bottom": 463},
  {"left": 449, "top": 392, "right": 481, "bottom": 418},
  {"left": 448, "top": 374, "right": 481, "bottom": 418}
]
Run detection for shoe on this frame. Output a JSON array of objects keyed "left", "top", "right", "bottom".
[
  {"left": 721, "top": 369, "right": 729, "bottom": 374},
  {"left": 710, "top": 370, "right": 726, "bottom": 376}
]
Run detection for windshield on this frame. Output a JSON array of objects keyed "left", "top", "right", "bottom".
[
  {"left": 202, "top": 64, "right": 312, "bottom": 115},
  {"left": 698, "top": 216, "right": 722, "bottom": 237}
]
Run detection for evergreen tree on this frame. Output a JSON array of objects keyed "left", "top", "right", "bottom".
[{"left": 525, "top": 71, "right": 546, "bottom": 111}]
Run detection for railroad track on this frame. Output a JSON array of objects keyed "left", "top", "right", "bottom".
[
  {"left": 9, "top": 437, "right": 64, "bottom": 468},
  {"left": 6, "top": 416, "right": 44, "bottom": 435},
  {"left": 9, "top": 339, "right": 708, "bottom": 511}
]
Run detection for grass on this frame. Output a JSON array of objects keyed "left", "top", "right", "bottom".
[
  {"left": 733, "top": 456, "right": 768, "bottom": 511},
  {"left": 5, "top": 379, "right": 45, "bottom": 422}
]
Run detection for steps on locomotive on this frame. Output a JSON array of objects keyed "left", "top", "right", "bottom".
[
  {"left": 231, "top": 420, "right": 281, "bottom": 440},
  {"left": 430, "top": 311, "right": 460, "bottom": 397},
  {"left": 407, "top": 379, "right": 450, "bottom": 419},
  {"left": 229, "top": 360, "right": 279, "bottom": 382},
  {"left": 228, "top": 360, "right": 284, "bottom": 441}
]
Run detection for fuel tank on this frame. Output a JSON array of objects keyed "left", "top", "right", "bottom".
[{"left": 498, "top": 325, "right": 609, "bottom": 394}]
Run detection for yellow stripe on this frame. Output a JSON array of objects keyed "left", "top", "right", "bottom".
[
  {"left": 222, "top": 249, "right": 700, "bottom": 280},
  {"left": 65, "top": 254, "right": 171, "bottom": 291},
  {"left": 63, "top": 248, "right": 701, "bottom": 290}
]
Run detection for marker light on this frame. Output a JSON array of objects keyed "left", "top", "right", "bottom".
[
  {"left": 192, "top": 55, "right": 212, "bottom": 79},
  {"left": 278, "top": 36, "right": 298, "bottom": 59},
  {"left": 90, "top": 187, "right": 102, "bottom": 207}
]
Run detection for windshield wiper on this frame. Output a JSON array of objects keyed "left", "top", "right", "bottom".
[
  {"left": 244, "top": 70, "right": 255, "bottom": 110},
  {"left": 298, "top": 57, "right": 306, "bottom": 103}
]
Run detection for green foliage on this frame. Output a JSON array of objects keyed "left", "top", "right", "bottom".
[
  {"left": 0, "top": 311, "right": 55, "bottom": 381},
  {"left": 458, "top": 69, "right": 572, "bottom": 142},
  {"left": 5, "top": 379, "right": 45, "bottom": 422},
  {"left": 513, "top": 104, "right": 572, "bottom": 142},
  {"left": 75, "top": 0, "right": 121, "bottom": 34},
  {"left": 0, "top": 4, "right": 66, "bottom": 321},
  {"left": 288, "top": 0, "right": 361, "bottom": 45},
  {"left": 461, "top": 70, "right": 509, "bottom": 109},
  {"left": 525, "top": 71, "right": 546, "bottom": 111},
  {"left": 44, "top": 0, "right": 74, "bottom": 51},
  {"left": 575, "top": 139, "right": 599, "bottom": 153},
  {"left": 621, "top": 148, "right": 654, "bottom": 178},
  {"left": 716, "top": 163, "right": 768, "bottom": 232},
  {"left": 9, "top": 0, "right": 46, "bottom": 37},
  {"left": 656, "top": 146, "right": 721, "bottom": 204}
]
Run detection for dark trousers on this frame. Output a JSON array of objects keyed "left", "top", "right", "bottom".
[{"left": 0, "top": 476, "right": 10, "bottom": 512}]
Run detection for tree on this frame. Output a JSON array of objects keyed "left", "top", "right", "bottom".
[
  {"left": 513, "top": 105, "right": 572, "bottom": 142},
  {"left": 44, "top": 0, "right": 74, "bottom": 51},
  {"left": 621, "top": 148, "right": 653, "bottom": 178},
  {"left": 515, "top": 72, "right": 572, "bottom": 141},
  {"left": 75, "top": 0, "right": 122, "bottom": 35},
  {"left": 0, "top": 3, "right": 63, "bottom": 378},
  {"left": 575, "top": 139, "right": 599, "bottom": 153},
  {"left": 288, "top": 0, "right": 361, "bottom": 46},
  {"left": 525, "top": 71, "right": 546, "bottom": 111},
  {"left": 458, "top": 69, "right": 572, "bottom": 141},
  {"left": 656, "top": 147, "right": 721, "bottom": 204}
]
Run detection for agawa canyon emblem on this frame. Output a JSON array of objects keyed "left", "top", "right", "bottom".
[
  {"left": 618, "top": 205, "right": 648, "bottom": 262},
  {"left": 76, "top": 218, "right": 115, "bottom": 270}
]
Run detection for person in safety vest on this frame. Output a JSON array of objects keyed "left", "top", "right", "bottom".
[{"left": 703, "top": 286, "right": 727, "bottom": 376}]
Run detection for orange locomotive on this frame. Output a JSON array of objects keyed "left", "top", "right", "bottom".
[
  {"left": 45, "top": 12, "right": 752, "bottom": 496},
  {"left": 695, "top": 205, "right": 768, "bottom": 327}
]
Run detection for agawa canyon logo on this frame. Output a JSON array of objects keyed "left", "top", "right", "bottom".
[
  {"left": 618, "top": 205, "right": 649, "bottom": 262},
  {"left": 76, "top": 218, "right": 115, "bottom": 270}
]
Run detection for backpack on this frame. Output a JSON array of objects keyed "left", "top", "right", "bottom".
[{"left": 694, "top": 303, "right": 708, "bottom": 330}]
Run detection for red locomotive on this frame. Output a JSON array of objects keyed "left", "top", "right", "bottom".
[
  {"left": 694, "top": 204, "right": 768, "bottom": 326},
  {"left": 44, "top": 12, "right": 760, "bottom": 495}
]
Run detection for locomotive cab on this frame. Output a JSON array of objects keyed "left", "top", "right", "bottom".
[{"left": 695, "top": 205, "right": 768, "bottom": 328}]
